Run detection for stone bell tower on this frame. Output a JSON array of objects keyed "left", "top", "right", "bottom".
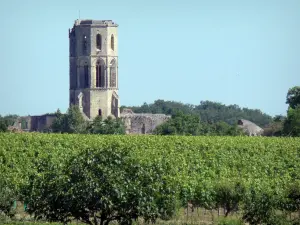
[{"left": 69, "top": 19, "right": 119, "bottom": 119}]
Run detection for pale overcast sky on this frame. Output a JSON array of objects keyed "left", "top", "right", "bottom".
[{"left": 0, "top": 0, "right": 299, "bottom": 116}]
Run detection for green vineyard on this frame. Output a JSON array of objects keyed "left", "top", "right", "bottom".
[{"left": 0, "top": 133, "right": 300, "bottom": 225}]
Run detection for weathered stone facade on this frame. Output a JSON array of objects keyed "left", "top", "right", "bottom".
[
  {"left": 69, "top": 20, "right": 120, "bottom": 120},
  {"left": 15, "top": 114, "right": 56, "bottom": 132},
  {"left": 120, "top": 109, "right": 170, "bottom": 134}
]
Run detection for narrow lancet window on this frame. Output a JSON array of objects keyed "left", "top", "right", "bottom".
[
  {"left": 84, "top": 65, "right": 89, "bottom": 88},
  {"left": 96, "top": 64, "right": 105, "bottom": 88},
  {"left": 83, "top": 35, "right": 87, "bottom": 51},
  {"left": 111, "top": 34, "right": 114, "bottom": 51},
  {"left": 96, "top": 34, "right": 102, "bottom": 50}
]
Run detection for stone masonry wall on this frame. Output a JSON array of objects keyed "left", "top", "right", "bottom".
[{"left": 120, "top": 109, "right": 170, "bottom": 134}]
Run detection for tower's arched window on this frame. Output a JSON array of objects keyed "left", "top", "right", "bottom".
[
  {"left": 110, "top": 59, "right": 116, "bottom": 87},
  {"left": 111, "top": 34, "right": 114, "bottom": 51},
  {"left": 98, "top": 109, "right": 102, "bottom": 116},
  {"left": 96, "top": 34, "right": 102, "bottom": 50},
  {"left": 96, "top": 60, "right": 105, "bottom": 88},
  {"left": 84, "top": 65, "right": 89, "bottom": 88}
]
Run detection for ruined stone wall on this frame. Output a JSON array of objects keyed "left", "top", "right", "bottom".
[
  {"left": 120, "top": 109, "right": 170, "bottom": 134},
  {"left": 20, "top": 115, "right": 57, "bottom": 132}
]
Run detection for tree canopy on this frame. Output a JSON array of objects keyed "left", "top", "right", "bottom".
[
  {"left": 51, "top": 106, "right": 125, "bottom": 135},
  {"left": 154, "top": 112, "right": 243, "bottom": 136},
  {"left": 282, "top": 86, "right": 300, "bottom": 137},
  {"left": 51, "top": 106, "right": 87, "bottom": 133},
  {"left": 286, "top": 86, "right": 300, "bottom": 109},
  {"left": 0, "top": 115, "right": 19, "bottom": 132},
  {"left": 88, "top": 116, "right": 125, "bottom": 135}
]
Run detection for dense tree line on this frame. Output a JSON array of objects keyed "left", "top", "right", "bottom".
[
  {"left": 153, "top": 112, "right": 244, "bottom": 136},
  {"left": 121, "top": 100, "right": 273, "bottom": 127}
]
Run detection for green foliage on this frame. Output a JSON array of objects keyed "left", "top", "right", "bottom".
[
  {"left": 263, "top": 115, "right": 285, "bottom": 136},
  {"left": 0, "top": 115, "right": 19, "bottom": 132},
  {"left": 0, "top": 117, "right": 7, "bottom": 132},
  {"left": 51, "top": 106, "right": 87, "bottom": 133},
  {"left": 206, "top": 122, "right": 244, "bottom": 136},
  {"left": 22, "top": 136, "right": 178, "bottom": 224},
  {"left": 286, "top": 86, "right": 300, "bottom": 109},
  {"left": 154, "top": 112, "right": 201, "bottom": 135},
  {"left": 284, "top": 181, "right": 300, "bottom": 213},
  {"left": 214, "top": 181, "right": 245, "bottom": 216},
  {"left": 1, "top": 134, "right": 300, "bottom": 224},
  {"left": 88, "top": 116, "right": 125, "bottom": 134},
  {"left": 154, "top": 113, "right": 243, "bottom": 136},
  {"left": 283, "top": 106, "right": 300, "bottom": 136},
  {"left": 0, "top": 178, "right": 16, "bottom": 217},
  {"left": 215, "top": 217, "right": 244, "bottom": 225},
  {"left": 52, "top": 107, "right": 125, "bottom": 135},
  {"left": 242, "top": 188, "right": 286, "bottom": 225}
]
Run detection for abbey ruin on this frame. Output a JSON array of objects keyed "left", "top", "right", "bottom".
[{"left": 18, "top": 19, "right": 170, "bottom": 134}]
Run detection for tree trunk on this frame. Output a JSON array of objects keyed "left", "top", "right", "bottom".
[
  {"left": 93, "top": 212, "right": 98, "bottom": 225},
  {"left": 104, "top": 220, "right": 110, "bottom": 225}
]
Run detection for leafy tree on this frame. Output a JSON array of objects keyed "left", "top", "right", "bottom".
[
  {"left": 0, "top": 115, "right": 19, "bottom": 132},
  {"left": 263, "top": 115, "right": 285, "bottom": 136},
  {"left": 24, "top": 145, "right": 178, "bottom": 225},
  {"left": 214, "top": 181, "right": 246, "bottom": 217},
  {"left": 242, "top": 188, "right": 286, "bottom": 225},
  {"left": 0, "top": 176, "right": 16, "bottom": 217},
  {"left": 283, "top": 106, "right": 300, "bottom": 136},
  {"left": 154, "top": 112, "right": 201, "bottom": 135},
  {"left": 283, "top": 181, "right": 300, "bottom": 214},
  {"left": 286, "top": 86, "right": 300, "bottom": 109},
  {"left": 0, "top": 116, "right": 7, "bottom": 132},
  {"left": 51, "top": 106, "right": 87, "bottom": 133},
  {"left": 154, "top": 112, "right": 243, "bottom": 136},
  {"left": 88, "top": 116, "right": 125, "bottom": 135},
  {"left": 211, "top": 122, "right": 244, "bottom": 136}
]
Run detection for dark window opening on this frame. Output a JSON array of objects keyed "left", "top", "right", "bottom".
[
  {"left": 141, "top": 124, "right": 146, "bottom": 134},
  {"left": 98, "top": 109, "right": 102, "bottom": 116},
  {"left": 96, "top": 34, "right": 102, "bottom": 50},
  {"left": 84, "top": 65, "right": 89, "bottom": 88},
  {"left": 111, "top": 34, "right": 114, "bottom": 51},
  {"left": 96, "top": 64, "right": 105, "bottom": 88},
  {"left": 83, "top": 35, "right": 87, "bottom": 51}
]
